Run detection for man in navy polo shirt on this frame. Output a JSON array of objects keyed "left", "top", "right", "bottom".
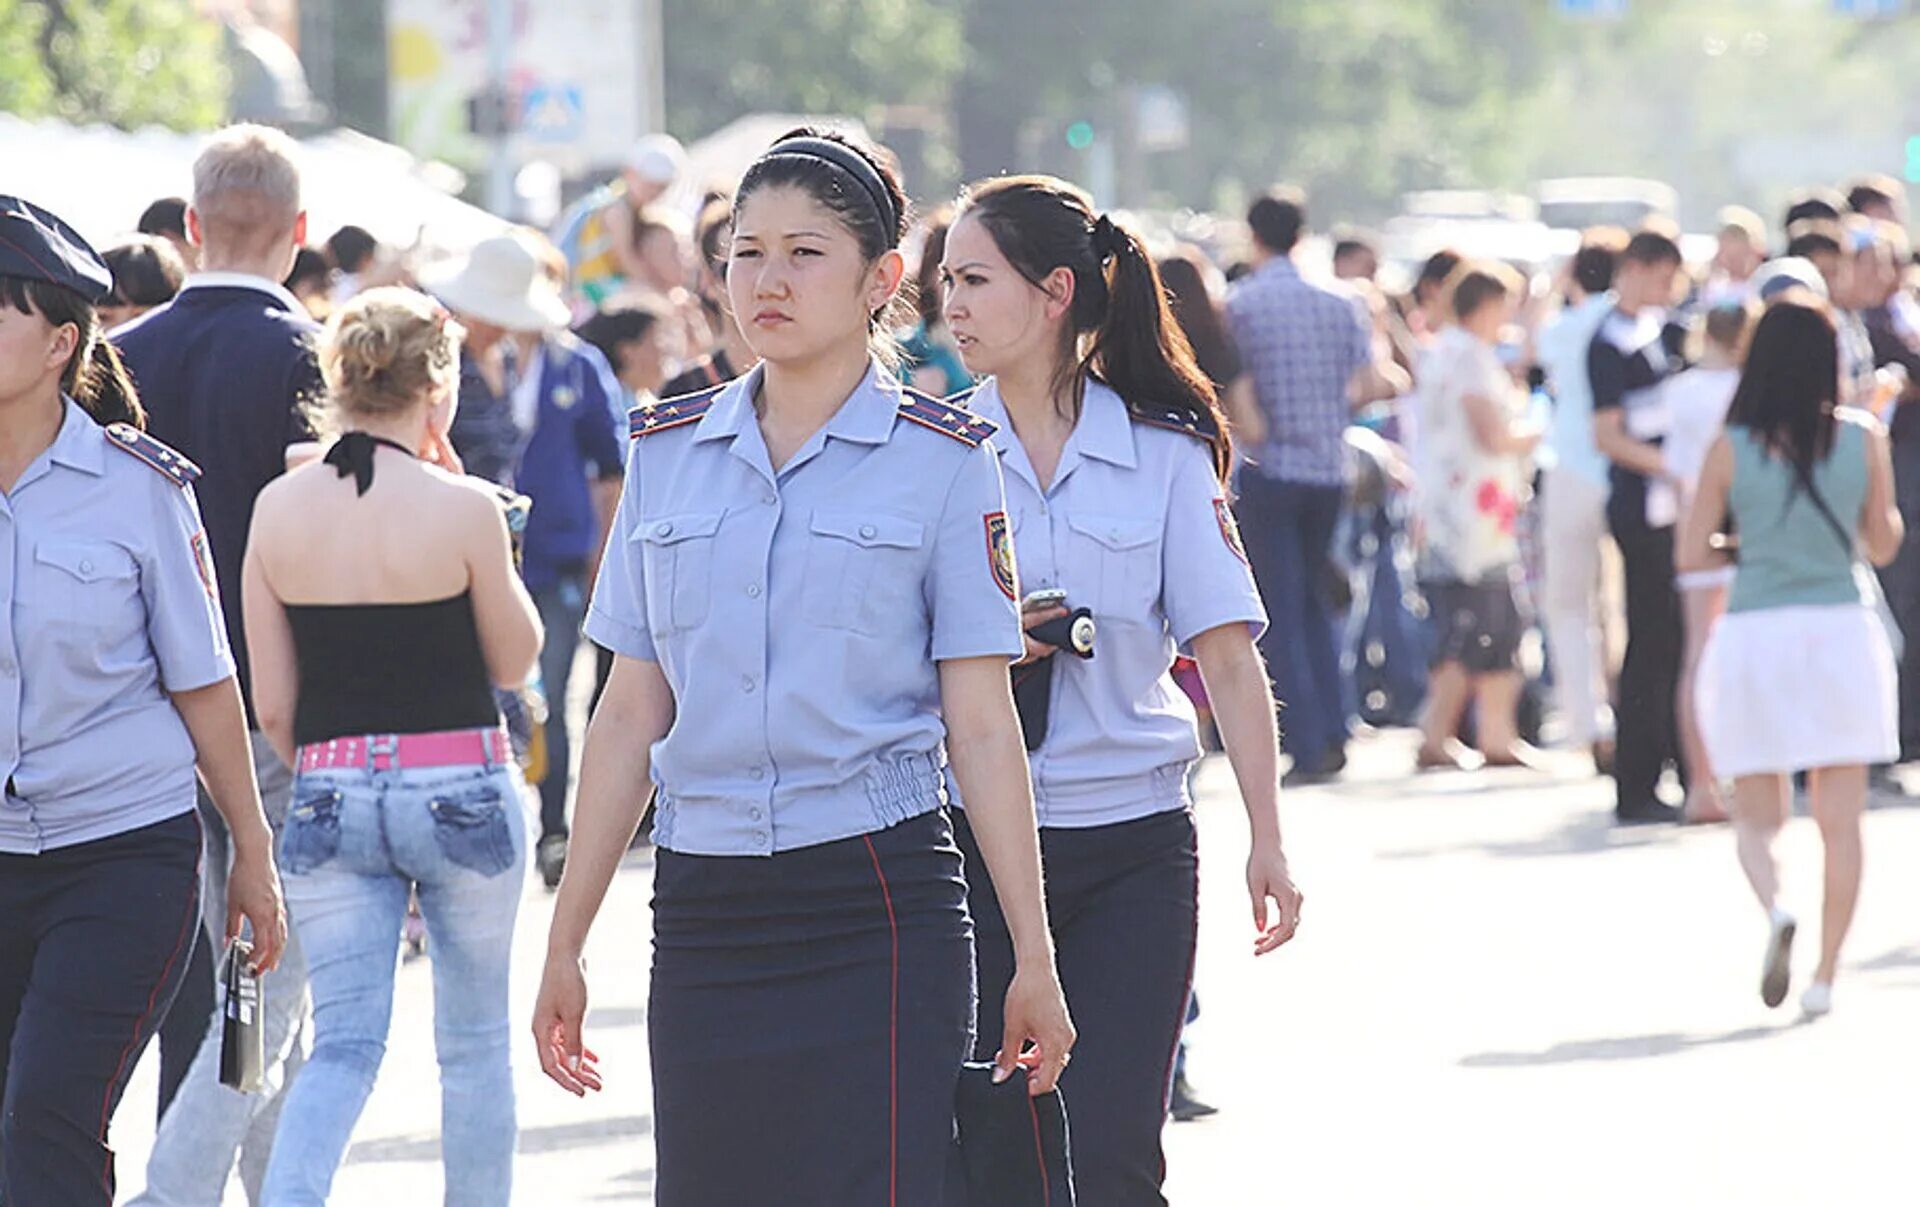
[{"left": 116, "top": 123, "right": 317, "bottom": 1207}]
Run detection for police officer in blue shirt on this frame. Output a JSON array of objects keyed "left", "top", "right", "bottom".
[
  {"left": 940, "top": 176, "right": 1305, "bottom": 1206},
  {"left": 531, "top": 131, "right": 1075, "bottom": 1206},
  {"left": 0, "top": 197, "right": 286, "bottom": 1206}
]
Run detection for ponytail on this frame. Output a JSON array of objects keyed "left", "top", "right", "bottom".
[
  {"left": 0, "top": 274, "right": 145, "bottom": 429},
  {"left": 957, "top": 176, "right": 1232, "bottom": 481},
  {"left": 70, "top": 334, "right": 145, "bottom": 429},
  {"left": 1081, "top": 221, "right": 1230, "bottom": 481}
]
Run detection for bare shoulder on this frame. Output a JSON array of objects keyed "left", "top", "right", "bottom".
[{"left": 254, "top": 458, "right": 326, "bottom": 518}]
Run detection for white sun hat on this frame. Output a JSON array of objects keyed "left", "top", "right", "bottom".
[{"left": 421, "top": 232, "right": 570, "bottom": 333}]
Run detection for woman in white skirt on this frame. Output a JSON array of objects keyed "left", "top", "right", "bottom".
[{"left": 1678, "top": 290, "right": 1903, "bottom": 1018}]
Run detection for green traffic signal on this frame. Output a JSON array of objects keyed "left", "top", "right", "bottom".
[{"left": 1066, "top": 121, "right": 1095, "bottom": 151}]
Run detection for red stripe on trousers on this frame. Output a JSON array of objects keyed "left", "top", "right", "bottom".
[
  {"left": 98, "top": 851, "right": 202, "bottom": 1197},
  {"left": 862, "top": 835, "right": 900, "bottom": 1207},
  {"left": 1027, "top": 1092, "right": 1053, "bottom": 1207}
]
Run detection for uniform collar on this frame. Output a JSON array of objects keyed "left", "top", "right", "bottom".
[
  {"left": 47, "top": 397, "right": 106, "bottom": 476},
  {"left": 695, "top": 358, "right": 900, "bottom": 447},
  {"left": 180, "top": 270, "right": 305, "bottom": 315},
  {"left": 972, "top": 375, "right": 1137, "bottom": 495}
]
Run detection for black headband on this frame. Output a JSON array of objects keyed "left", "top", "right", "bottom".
[{"left": 763, "top": 137, "right": 899, "bottom": 241}]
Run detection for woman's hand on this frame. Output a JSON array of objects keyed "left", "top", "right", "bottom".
[
  {"left": 532, "top": 950, "right": 603, "bottom": 1097},
  {"left": 424, "top": 427, "right": 466, "bottom": 475},
  {"left": 997, "top": 961, "right": 1076, "bottom": 1096},
  {"left": 1015, "top": 603, "right": 1070, "bottom": 667},
  {"left": 1247, "top": 841, "right": 1302, "bottom": 956},
  {"left": 226, "top": 843, "right": 288, "bottom": 974}
]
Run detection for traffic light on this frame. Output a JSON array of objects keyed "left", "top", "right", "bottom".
[
  {"left": 1065, "top": 121, "right": 1095, "bottom": 151},
  {"left": 1907, "top": 135, "right": 1920, "bottom": 185}
]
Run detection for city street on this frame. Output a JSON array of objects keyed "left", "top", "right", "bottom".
[{"left": 111, "top": 732, "right": 1920, "bottom": 1205}]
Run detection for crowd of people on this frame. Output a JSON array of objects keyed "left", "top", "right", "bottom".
[{"left": 0, "top": 106, "right": 1914, "bottom": 1204}]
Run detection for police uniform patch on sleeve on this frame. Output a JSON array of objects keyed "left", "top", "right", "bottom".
[
  {"left": 1214, "top": 497, "right": 1249, "bottom": 564},
  {"left": 104, "top": 423, "right": 201, "bottom": 487},
  {"left": 629, "top": 385, "right": 722, "bottom": 438},
  {"left": 191, "top": 529, "right": 218, "bottom": 600},
  {"left": 985, "top": 511, "right": 1017, "bottom": 601},
  {"left": 900, "top": 391, "right": 997, "bottom": 447}
]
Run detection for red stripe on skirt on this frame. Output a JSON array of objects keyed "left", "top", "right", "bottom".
[{"left": 862, "top": 835, "right": 900, "bottom": 1207}]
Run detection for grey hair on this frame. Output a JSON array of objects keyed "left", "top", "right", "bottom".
[{"left": 192, "top": 123, "right": 301, "bottom": 237}]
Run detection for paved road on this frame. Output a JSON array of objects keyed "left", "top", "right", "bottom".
[{"left": 113, "top": 732, "right": 1920, "bottom": 1204}]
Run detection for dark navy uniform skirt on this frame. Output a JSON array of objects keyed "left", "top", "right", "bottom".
[
  {"left": 649, "top": 809, "right": 975, "bottom": 1206},
  {"left": 957, "top": 806, "right": 1199, "bottom": 1207}
]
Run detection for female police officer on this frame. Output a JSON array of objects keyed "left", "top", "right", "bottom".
[
  {"left": 940, "top": 176, "right": 1304, "bottom": 1205},
  {"left": 530, "top": 131, "right": 1074, "bottom": 1205},
  {"left": 0, "top": 196, "right": 286, "bottom": 1204}
]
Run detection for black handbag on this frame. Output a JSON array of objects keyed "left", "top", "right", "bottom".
[
  {"left": 949, "top": 1062, "right": 1076, "bottom": 1206},
  {"left": 218, "top": 939, "right": 264, "bottom": 1093}
]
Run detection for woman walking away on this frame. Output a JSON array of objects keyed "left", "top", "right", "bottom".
[
  {"left": 1411, "top": 262, "right": 1543, "bottom": 771},
  {"left": 244, "top": 286, "right": 544, "bottom": 1205},
  {"left": 1679, "top": 291, "right": 1902, "bottom": 1019},
  {"left": 942, "top": 175, "right": 1302, "bottom": 1205},
  {"left": 0, "top": 196, "right": 286, "bottom": 1206},
  {"left": 1664, "top": 301, "right": 1758, "bottom": 825},
  {"left": 532, "top": 130, "right": 1073, "bottom": 1206}
]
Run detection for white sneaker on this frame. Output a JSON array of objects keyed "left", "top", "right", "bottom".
[
  {"left": 1801, "top": 981, "right": 1833, "bottom": 1018},
  {"left": 1761, "top": 909, "right": 1796, "bottom": 1009}
]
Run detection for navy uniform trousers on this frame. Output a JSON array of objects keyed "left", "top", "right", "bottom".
[
  {"left": 648, "top": 810, "right": 974, "bottom": 1206},
  {"left": 0, "top": 811, "right": 202, "bottom": 1206},
  {"left": 957, "top": 807, "right": 1199, "bottom": 1207}
]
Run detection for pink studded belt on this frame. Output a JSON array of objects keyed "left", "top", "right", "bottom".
[{"left": 295, "top": 727, "right": 510, "bottom": 774}]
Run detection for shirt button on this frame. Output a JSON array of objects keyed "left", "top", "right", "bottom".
[
  {"left": 0, "top": 659, "right": 14, "bottom": 677},
  {"left": 742, "top": 676, "right": 756, "bottom": 694},
  {"left": 762, "top": 494, "right": 776, "bottom": 506},
  {"left": 654, "top": 522, "right": 672, "bottom": 537},
  {"left": 79, "top": 559, "right": 94, "bottom": 574},
  {"left": 755, "top": 830, "right": 769, "bottom": 845},
  {"left": 746, "top": 584, "right": 761, "bottom": 598},
  {"left": 749, "top": 766, "right": 765, "bottom": 781},
  {"left": 859, "top": 524, "right": 876, "bottom": 539},
  {"left": 749, "top": 807, "right": 763, "bottom": 820}
]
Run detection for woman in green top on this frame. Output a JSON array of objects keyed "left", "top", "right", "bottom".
[{"left": 1678, "top": 291, "right": 1903, "bottom": 1019}]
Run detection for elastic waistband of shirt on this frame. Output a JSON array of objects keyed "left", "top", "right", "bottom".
[
  {"left": 654, "top": 747, "right": 949, "bottom": 856},
  {"left": 1029, "top": 761, "right": 1192, "bottom": 830}
]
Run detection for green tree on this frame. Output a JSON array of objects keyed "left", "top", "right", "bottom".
[{"left": 0, "top": 0, "right": 226, "bottom": 132}]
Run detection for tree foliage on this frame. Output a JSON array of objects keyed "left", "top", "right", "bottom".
[{"left": 0, "top": 0, "right": 226, "bottom": 132}]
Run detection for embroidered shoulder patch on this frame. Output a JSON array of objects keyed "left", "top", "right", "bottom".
[
  {"left": 1128, "top": 401, "right": 1219, "bottom": 442},
  {"left": 105, "top": 423, "right": 201, "bottom": 487},
  {"left": 191, "top": 529, "right": 218, "bottom": 600},
  {"left": 985, "top": 511, "right": 1018, "bottom": 601},
  {"left": 900, "top": 390, "right": 997, "bottom": 447},
  {"left": 1214, "top": 497, "right": 1249, "bottom": 564},
  {"left": 629, "top": 385, "right": 723, "bottom": 439}
]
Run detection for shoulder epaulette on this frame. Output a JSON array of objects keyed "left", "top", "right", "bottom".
[
  {"left": 1126, "top": 400, "right": 1219, "bottom": 442},
  {"left": 104, "top": 423, "right": 201, "bottom": 487},
  {"left": 629, "top": 385, "right": 723, "bottom": 439},
  {"left": 899, "top": 388, "right": 996, "bottom": 447}
]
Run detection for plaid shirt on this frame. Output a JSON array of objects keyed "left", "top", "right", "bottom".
[{"left": 1225, "top": 258, "right": 1372, "bottom": 486}]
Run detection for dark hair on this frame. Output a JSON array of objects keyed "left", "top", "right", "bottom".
[
  {"left": 326, "top": 224, "right": 378, "bottom": 274},
  {"left": 1725, "top": 293, "right": 1839, "bottom": 501},
  {"left": 285, "top": 246, "right": 332, "bottom": 294},
  {"left": 1414, "top": 249, "right": 1464, "bottom": 304},
  {"left": 733, "top": 127, "right": 911, "bottom": 340},
  {"left": 1157, "top": 248, "right": 1237, "bottom": 390},
  {"left": 0, "top": 276, "right": 144, "bottom": 428},
  {"left": 1331, "top": 232, "right": 1377, "bottom": 265},
  {"left": 575, "top": 303, "right": 665, "bottom": 375},
  {"left": 1785, "top": 220, "right": 1843, "bottom": 260},
  {"left": 1622, "top": 228, "right": 1683, "bottom": 267},
  {"left": 1449, "top": 266, "right": 1514, "bottom": 323},
  {"left": 915, "top": 209, "right": 953, "bottom": 328},
  {"left": 1783, "top": 188, "right": 1846, "bottom": 231},
  {"left": 696, "top": 197, "right": 732, "bottom": 275},
  {"left": 1246, "top": 187, "right": 1306, "bottom": 255},
  {"left": 102, "top": 236, "right": 185, "bottom": 308},
  {"left": 1571, "top": 227, "right": 1628, "bottom": 295},
  {"left": 137, "top": 196, "right": 188, "bottom": 239},
  {"left": 1845, "top": 174, "right": 1906, "bottom": 216},
  {"left": 956, "top": 175, "right": 1231, "bottom": 480}
]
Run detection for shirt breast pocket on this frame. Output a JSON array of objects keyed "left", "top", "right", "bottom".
[
  {"left": 634, "top": 511, "right": 724, "bottom": 633},
  {"left": 35, "top": 540, "right": 140, "bottom": 628},
  {"left": 803, "top": 510, "right": 926, "bottom": 634},
  {"left": 1064, "top": 512, "right": 1161, "bottom": 616}
]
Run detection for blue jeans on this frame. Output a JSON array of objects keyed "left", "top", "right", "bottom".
[
  {"left": 532, "top": 568, "right": 587, "bottom": 841},
  {"left": 1235, "top": 474, "right": 1349, "bottom": 767},
  {"left": 261, "top": 753, "right": 526, "bottom": 1207}
]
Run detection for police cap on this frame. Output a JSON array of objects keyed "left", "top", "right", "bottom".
[{"left": 0, "top": 196, "right": 112, "bottom": 303}]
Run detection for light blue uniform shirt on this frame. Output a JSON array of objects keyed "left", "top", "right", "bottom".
[
  {"left": 1537, "top": 293, "right": 1615, "bottom": 490},
  {"left": 0, "top": 401, "right": 235, "bottom": 854},
  {"left": 585, "top": 361, "right": 1024, "bottom": 856},
  {"left": 957, "top": 378, "right": 1268, "bottom": 829}
]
